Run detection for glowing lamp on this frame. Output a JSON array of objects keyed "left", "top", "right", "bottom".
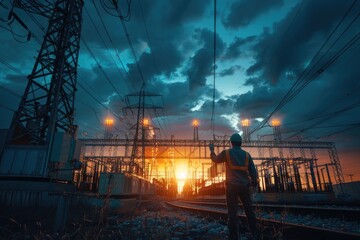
[
  {"left": 271, "top": 119, "right": 280, "bottom": 127},
  {"left": 241, "top": 119, "right": 250, "bottom": 127},
  {"left": 143, "top": 118, "right": 149, "bottom": 126},
  {"left": 104, "top": 118, "right": 114, "bottom": 126},
  {"left": 192, "top": 119, "right": 199, "bottom": 127}
]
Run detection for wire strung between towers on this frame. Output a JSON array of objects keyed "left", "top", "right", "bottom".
[
  {"left": 211, "top": 0, "right": 216, "bottom": 139},
  {"left": 250, "top": 0, "right": 359, "bottom": 135}
]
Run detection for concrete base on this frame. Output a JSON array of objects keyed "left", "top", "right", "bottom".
[{"left": 0, "top": 180, "right": 140, "bottom": 233}]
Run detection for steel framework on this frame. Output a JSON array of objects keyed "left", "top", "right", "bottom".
[
  {"left": 123, "top": 84, "right": 163, "bottom": 176},
  {"left": 7, "top": 0, "right": 83, "bottom": 145},
  {"left": 78, "top": 138, "right": 345, "bottom": 186}
]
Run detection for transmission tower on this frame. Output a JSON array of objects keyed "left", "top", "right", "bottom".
[
  {"left": 123, "top": 83, "right": 163, "bottom": 177},
  {"left": 5, "top": 0, "right": 83, "bottom": 145},
  {"left": 0, "top": 0, "right": 83, "bottom": 177}
]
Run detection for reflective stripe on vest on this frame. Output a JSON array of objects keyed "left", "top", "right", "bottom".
[{"left": 225, "top": 150, "right": 249, "bottom": 171}]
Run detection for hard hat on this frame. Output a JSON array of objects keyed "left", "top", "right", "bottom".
[{"left": 230, "top": 133, "right": 242, "bottom": 143}]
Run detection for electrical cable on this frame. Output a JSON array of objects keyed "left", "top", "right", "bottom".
[
  {"left": 0, "top": 56, "right": 23, "bottom": 74},
  {"left": 0, "top": 84, "right": 22, "bottom": 98},
  {"left": 0, "top": 103, "right": 15, "bottom": 112},
  {"left": 81, "top": 37, "right": 125, "bottom": 102},
  {"left": 91, "top": 0, "right": 135, "bottom": 90},
  {"left": 284, "top": 100, "right": 360, "bottom": 140},
  {"left": 83, "top": 5, "right": 130, "bottom": 92},
  {"left": 318, "top": 125, "right": 360, "bottom": 139},
  {"left": 111, "top": 1, "right": 146, "bottom": 86},
  {"left": 250, "top": 0, "right": 359, "bottom": 135},
  {"left": 211, "top": 0, "right": 216, "bottom": 138},
  {"left": 137, "top": 0, "right": 169, "bottom": 137},
  {"left": 77, "top": 81, "right": 120, "bottom": 119},
  {"left": 77, "top": 98, "right": 125, "bottom": 134}
]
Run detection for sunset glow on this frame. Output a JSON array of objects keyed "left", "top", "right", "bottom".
[{"left": 175, "top": 162, "right": 188, "bottom": 194}]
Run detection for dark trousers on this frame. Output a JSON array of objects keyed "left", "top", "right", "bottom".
[{"left": 226, "top": 183, "right": 258, "bottom": 240}]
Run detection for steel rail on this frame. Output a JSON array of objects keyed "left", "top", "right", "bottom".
[{"left": 166, "top": 201, "right": 360, "bottom": 240}]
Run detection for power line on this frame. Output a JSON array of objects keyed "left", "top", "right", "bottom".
[
  {"left": 137, "top": 0, "right": 168, "bottom": 137},
  {"left": 91, "top": 0, "right": 135, "bottom": 90},
  {"left": 105, "top": 1, "right": 169, "bottom": 140},
  {"left": 80, "top": 37, "right": 125, "bottom": 102},
  {"left": 311, "top": 123, "right": 360, "bottom": 129},
  {"left": 77, "top": 98, "right": 125, "bottom": 134},
  {"left": 100, "top": 0, "right": 132, "bottom": 21},
  {"left": 282, "top": 105, "right": 360, "bottom": 128},
  {"left": 0, "top": 57, "right": 23, "bottom": 74},
  {"left": 318, "top": 125, "right": 360, "bottom": 140},
  {"left": 83, "top": 5, "right": 130, "bottom": 91},
  {"left": 110, "top": 1, "right": 146, "bottom": 86},
  {"left": 0, "top": 85, "right": 22, "bottom": 98},
  {"left": 251, "top": 1, "right": 359, "bottom": 134},
  {"left": 284, "top": 100, "right": 360, "bottom": 140},
  {"left": 211, "top": 0, "right": 217, "bottom": 138},
  {"left": 0, "top": 103, "right": 15, "bottom": 112},
  {"left": 77, "top": 81, "right": 120, "bottom": 119},
  {"left": 23, "top": 11, "right": 44, "bottom": 44},
  {"left": 278, "top": 1, "right": 359, "bottom": 108}
]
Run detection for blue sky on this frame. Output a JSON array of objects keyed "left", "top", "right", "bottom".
[{"left": 0, "top": 0, "right": 360, "bottom": 181}]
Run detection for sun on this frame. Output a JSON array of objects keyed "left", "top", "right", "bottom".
[
  {"left": 175, "top": 162, "right": 188, "bottom": 194},
  {"left": 176, "top": 169, "right": 187, "bottom": 180}
]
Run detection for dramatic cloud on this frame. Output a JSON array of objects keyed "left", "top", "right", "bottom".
[
  {"left": 219, "top": 65, "right": 242, "bottom": 77},
  {"left": 1, "top": 0, "right": 359, "bottom": 180},
  {"left": 223, "top": 0, "right": 284, "bottom": 28},
  {"left": 223, "top": 36, "right": 257, "bottom": 60},
  {"left": 246, "top": 0, "right": 354, "bottom": 84},
  {"left": 126, "top": 41, "right": 184, "bottom": 85},
  {"left": 185, "top": 28, "right": 225, "bottom": 90},
  {"left": 163, "top": 0, "right": 211, "bottom": 26}
]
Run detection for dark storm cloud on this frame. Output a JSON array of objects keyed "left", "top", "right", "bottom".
[
  {"left": 74, "top": 0, "right": 218, "bottom": 136},
  {"left": 223, "top": 36, "right": 257, "bottom": 60},
  {"left": 81, "top": 0, "right": 204, "bottom": 89},
  {"left": 219, "top": 65, "right": 242, "bottom": 77},
  {"left": 234, "top": 37, "right": 360, "bottom": 141},
  {"left": 81, "top": 1, "right": 129, "bottom": 51},
  {"left": 185, "top": 28, "right": 225, "bottom": 90},
  {"left": 217, "top": 98, "right": 233, "bottom": 109},
  {"left": 147, "top": 80, "right": 206, "bottom": 116},
  {"left": 244, "top": 77, "right": 263, "bottom": 87},
  {"left": 239, "top": 0, "right": 360, "bottom": 130},
  {"left": 144, "top": 78, "right": 235, "bottom": 138},
  {"left": 233, "top": 84, "right": 285, "bottom": 119},
  {"left": 223, "top": 0, "right": 284, "bottom": 28},
  {"left": 163, "top": 0, "right": 211, "bottom": 26},
  {"left": 185, "top": 48, "right": 213, "bottom": 89},
  {"left": 0, "top": 32, "right": 39, "bottom": 72},
  {"left": 126, "top": 41, "right": 184, "bottom": 85},
  {"left": 246, "top": 0, "right": 354, "bottom": 84}
]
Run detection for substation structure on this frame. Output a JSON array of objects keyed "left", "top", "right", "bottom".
[{"left": 75, "top": 138, "right": 344, "bottom": 196}]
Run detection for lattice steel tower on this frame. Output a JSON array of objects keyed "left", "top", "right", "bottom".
[
  {"left": 124, "top": 84, "right": 163, "bottom": 176},
  {"left": 6, "top": 0, "right": 83, "bottom": 145}
]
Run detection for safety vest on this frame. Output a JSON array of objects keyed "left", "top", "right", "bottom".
[{"left": 225, "top": 150, "right": 249, "bottom": 171}]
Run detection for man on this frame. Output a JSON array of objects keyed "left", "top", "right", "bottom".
[{"left": 209, "top": 133, "right": 259, "bottom": 240}]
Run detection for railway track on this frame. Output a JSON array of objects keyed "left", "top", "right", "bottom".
[
  {"left": 179, "top": 198, "right": 360, "bottom": 220},
  {"left": 166, "top": 200, "right": 360, "bottom": 240}
]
